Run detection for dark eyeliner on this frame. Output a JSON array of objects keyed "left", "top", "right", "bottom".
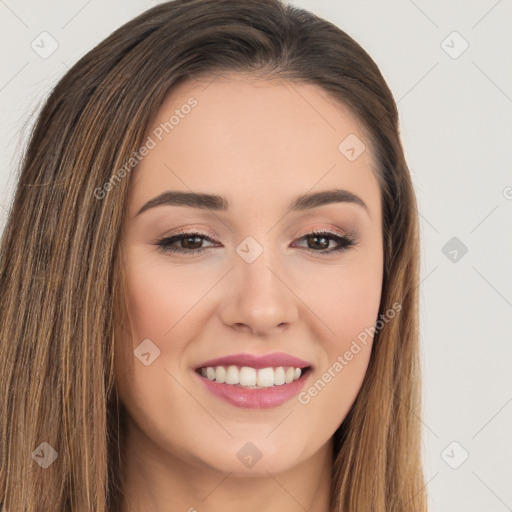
[
  {"left": 294, "top": 229, "right": 357, "bottom": 255},
  {"left": 155, "top": 229, "right": 357, "bottom": 256},
  {"left": 156, "top": 230, "right": 217, "bottom": 255}
]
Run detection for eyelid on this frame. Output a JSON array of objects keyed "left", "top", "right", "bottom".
[
  {"left": 160, "top": 225, "right": 353, "bottom": 246},
  {"left": 294, "top": 225, "right": 348, "bottom": 239},
  {"left": 154, "top": 225, "right": 358, "bottom": 257}
]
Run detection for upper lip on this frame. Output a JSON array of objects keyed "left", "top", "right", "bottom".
[{"left": 194, "top": 352, "right": 312, "bottom": 370}]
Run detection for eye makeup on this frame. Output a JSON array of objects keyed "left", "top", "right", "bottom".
[{"left": 154, "top": 227, "right": 358, "bottom": 258}]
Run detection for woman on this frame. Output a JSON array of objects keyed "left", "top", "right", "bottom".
[{"left": 0, "top": 0, "right": 426, "bottom": 510}]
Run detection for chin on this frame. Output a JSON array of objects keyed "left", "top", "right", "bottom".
[{"left": 191, "top": 442, "right": 300, "bottom": 476}]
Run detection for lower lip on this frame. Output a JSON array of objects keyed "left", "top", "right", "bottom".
[{"left": 194, "top": 368, "right": 311, "bottom": 409}]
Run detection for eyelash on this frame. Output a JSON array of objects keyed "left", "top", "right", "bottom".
[{"left": 155, "top": 229, "right": 357, "bottom": 257}]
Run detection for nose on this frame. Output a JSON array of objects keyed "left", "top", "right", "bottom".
[{"left": 219, "top": 244, "right": 299, "bottom": 336}]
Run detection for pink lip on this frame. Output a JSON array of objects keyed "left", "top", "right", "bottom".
[
  {"left": 193, "top": 367, "right": 312, "bottom": 409},
  {"left": 194, "top": 352, "right": 312, "bottom": 370}
]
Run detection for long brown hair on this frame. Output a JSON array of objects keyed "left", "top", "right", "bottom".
[{"left": 0, "top": 0, "right": 425, "bottom": 510}]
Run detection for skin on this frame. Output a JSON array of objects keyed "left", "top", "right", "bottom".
[{"left": 114, "top": 73, "right": 383, "bottom": 512}]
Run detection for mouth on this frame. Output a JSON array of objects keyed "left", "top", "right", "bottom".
[
  {"left": 194, "top": 364, "right": 312, "bottom": 409},
  {"left": 195, "top": 364, "right": 312, "bottom": 389},
  {"left": 192, "top": 352, "right": 313, "bottom": 408}
]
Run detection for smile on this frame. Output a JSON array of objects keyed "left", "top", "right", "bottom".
[
  {"left": 196, "top": 365, "right": 307, "bottom": 388},
  {"left": 194, "top": 365, "right": 312, "bottom": 409}
]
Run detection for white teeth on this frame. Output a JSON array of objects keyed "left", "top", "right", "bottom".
[
  {"left": 215, "top": 365, "right": 226, "bottom": 383},
  {"left": 273, "top": 366, "right": 286, "bottom": 385},
  {"left": 225, "top": 365, "right": 239, "bottom": 385},
  {"left": 256, "top": 367, "right": 274, "bottom": 387},
  {"left": 239, "top": 366, "right": 257, "bottom": 386},
  {"left": 198, "top": 364, "right": 306, "bottom": 388}
]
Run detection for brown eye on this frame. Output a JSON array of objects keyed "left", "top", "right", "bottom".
[
  {"left": 293, "top": 230, "right": 356, "bottom": 255},
  {"left": 156, "top": 232, "right": 217, "bottom": 254},
  {"left": 180, "top": 235, "right": 204, "bottom": 250},
  {"left": 155, "top": 229, "right": 357, "bottom": 257},
  {"left": 306, "top": 234, "right": 330, "bottom": 250}
]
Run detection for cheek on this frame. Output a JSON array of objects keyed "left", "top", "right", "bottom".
[
  {"left": 115, "top": 248, "right": 221, "bottom": 399},
  {"left": 123, "top": 267, "right": 171, "bottom": 342},
  {"left": 114, "top": 252, "right": 193, "bottom": 394},
  {"left": 295, "top": 248, "right": 382, "bottom": 416},
  {"left": 332, "top": 269, "right": 382, "bottom": 345},
  {"left": 296, "top": 271, "right": 381, "bottom": 427},
  {"left": 122, "top": 254, "right": 203, "bottom": 344},
  {"left": 113, "top": 254, "right": 207, "bottom": 443},
  {"left": 302, "top": 251, "right": 383, "bottom": 350}
]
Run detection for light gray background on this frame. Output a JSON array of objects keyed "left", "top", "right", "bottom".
[{"left": 1, "top": 1, "right": 511, "bottom": 510}]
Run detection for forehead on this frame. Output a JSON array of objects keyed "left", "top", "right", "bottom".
[{"left": 127, "top": 74, "right": 380, "bottom": 220}]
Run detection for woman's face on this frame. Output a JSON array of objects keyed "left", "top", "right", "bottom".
[{"left": 115, "top": 74, "right": 383, "bottom": 476}]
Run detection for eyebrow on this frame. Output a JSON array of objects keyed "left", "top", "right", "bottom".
[{"left": 136, "top": 188, "right": 368, "bottom": 216}]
